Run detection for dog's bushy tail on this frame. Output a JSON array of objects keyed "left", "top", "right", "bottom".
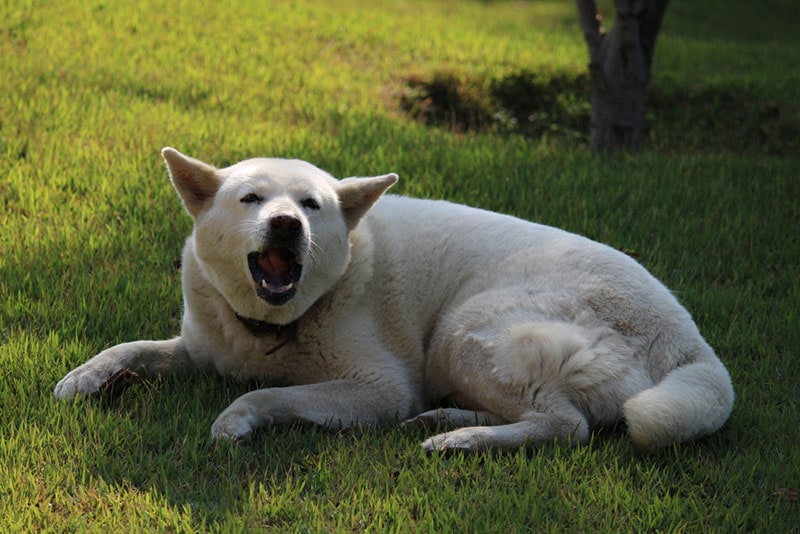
[{"left": 623, "top": 350, "right": 734, "bottom": 450}]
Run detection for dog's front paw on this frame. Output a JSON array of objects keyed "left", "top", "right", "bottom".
[
  {"left": 54, "top": 343, "right": 146, "bottom": 400},
  {"left": 54, "top": 363, "right": 122, "bottom": 400},
  {"left": 211, "top": 409, "right": 258, "bottom": 445},
  {"left": 211, "top": 391, "right": 277, "bottom": 444}
]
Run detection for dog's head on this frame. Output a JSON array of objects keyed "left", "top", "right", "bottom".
[{"left": 162, "top": 147, "right": 397, "bottom": 324}]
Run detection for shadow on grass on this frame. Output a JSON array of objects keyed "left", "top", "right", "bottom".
[
  {"left": 68, "top": 372, "right": 341, "bottom": 520},
  {"left": 398, "top": 69, "right": 800, "bottom": 156}
]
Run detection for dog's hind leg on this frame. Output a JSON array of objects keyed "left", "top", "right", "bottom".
[
  {"left": 404, "top": 407, "right": 508, "bottom": 430},
  {"left": 421, "top": 403, "right": 589, "bottom": 452},
  {"left": 423, "top": 306, "right": 600, "bottom": 450}
]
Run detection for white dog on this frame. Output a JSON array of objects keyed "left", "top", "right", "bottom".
[{"left": 55, "top": 148, "right": 734, "bottom": 452}]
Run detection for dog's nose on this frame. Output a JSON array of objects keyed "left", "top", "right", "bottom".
[{"left": 269, "top": 214, "right": 302, "bottom": 237}]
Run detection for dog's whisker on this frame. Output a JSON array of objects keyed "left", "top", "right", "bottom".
[
  {"left": 233, "top": 221, "right": 260, "bottom": 235},
  {"left": 307, "top": 236, "right": 323, "bottom": 264}
]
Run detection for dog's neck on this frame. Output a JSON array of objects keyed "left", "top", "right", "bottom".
[{"left": 234, "top": 313, "right": 298, "bottom": 356}]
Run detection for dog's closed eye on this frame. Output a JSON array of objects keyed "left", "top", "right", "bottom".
[
  {"left": 301, "top": 198, "right": 320, "bottom": 210},
  {"left": 240, "top": 193, "right": 262, "bottom": 204}
]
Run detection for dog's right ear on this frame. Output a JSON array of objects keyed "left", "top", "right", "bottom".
[{"left": 161, "top": 147, "right": 221, "bottom": 218}]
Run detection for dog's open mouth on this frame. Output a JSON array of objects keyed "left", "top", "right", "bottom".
[{"left": 247, "top": 249, "right": 303, "bottom": 306}]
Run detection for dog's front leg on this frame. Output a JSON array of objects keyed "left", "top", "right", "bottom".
[
  {"left": 54, "top": 337, "right": 191, "bottom": 400},
  {"left": 211, "top": 378, "right": 411, "bottom": 443}
]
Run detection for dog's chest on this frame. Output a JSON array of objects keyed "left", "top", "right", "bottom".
[{"left": 203, "top": 318, "right": 335, "bottom": 384}]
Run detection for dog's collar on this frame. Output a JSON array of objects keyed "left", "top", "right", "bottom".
[{"left": 234, "top": 313, "right": 298, "bottom": 356}]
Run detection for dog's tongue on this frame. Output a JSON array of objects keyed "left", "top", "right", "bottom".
[{"left": 258, "top": 249, "right": 291, "bottom": 283}]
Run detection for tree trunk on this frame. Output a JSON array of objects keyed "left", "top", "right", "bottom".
[{"left": 575, "top": 0, "right": 670, "bottom": 152}]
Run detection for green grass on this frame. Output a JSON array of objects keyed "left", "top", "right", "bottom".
[{"left": 1, "top": 0, "right": 798, "bottom": 530}]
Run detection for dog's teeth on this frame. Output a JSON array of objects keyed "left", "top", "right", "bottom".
[{"left": 261, "top": 280, "right": 268, "bottom": 289}]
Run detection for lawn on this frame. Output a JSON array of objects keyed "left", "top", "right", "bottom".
[{"left": 1, "top": 0, "right": 798, "bottom": 530}]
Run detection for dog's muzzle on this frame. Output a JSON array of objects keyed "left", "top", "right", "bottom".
[{"left": 248, "top": 214, "right": 304, "bottom": 306}]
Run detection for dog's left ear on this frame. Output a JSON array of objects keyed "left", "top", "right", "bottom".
[
  {"left": 337, "top": 173, "right": 398, "bottom": 230},
  {"left": 162, "top": 147, "right": 221, "bottom": 218}
]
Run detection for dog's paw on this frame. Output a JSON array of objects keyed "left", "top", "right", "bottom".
[
  {"left": 54, "top": 364, "right": 119, "bottom": 400},
  {"left": 405, "top": 408, "right": 508, "bottom": 431},
  {"left": 402, "top": 415, "right": 431, "bottom": 430},
  {"left": 421, "top": 429, "right": 490, "bottom": 454},
  {"left": 54, "top": 343, "right": 146, "bottom": 400},
  {"left": 210, "top": 410, "right": 257, "bottom": 445},
  {"left": 403, "top": 408, "right": 451, "bottom": 430}
]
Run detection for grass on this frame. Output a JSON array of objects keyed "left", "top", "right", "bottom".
[{"left": 1, "top": 0, "right": 798, "bottom": 530}]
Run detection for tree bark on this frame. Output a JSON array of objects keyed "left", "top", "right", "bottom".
[{"left": 575, "top": 0, "right": 670, "bottom": 152}]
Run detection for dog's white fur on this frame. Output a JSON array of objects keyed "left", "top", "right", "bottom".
[{"left": 54, "top": 148, "right": 734, "bottom": 451}]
